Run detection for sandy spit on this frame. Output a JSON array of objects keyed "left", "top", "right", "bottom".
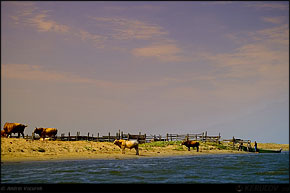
[{"left": 1, "top": 138, "right": 288, "bottom": 163}]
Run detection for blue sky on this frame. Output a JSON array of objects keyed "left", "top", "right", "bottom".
[{"left": 1, "top": 1, "right": 289, "bottom": 143}]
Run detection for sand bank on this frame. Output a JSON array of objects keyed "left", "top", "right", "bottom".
[{"left": 1, "top": 138, "right": 288, "bottom": 162}]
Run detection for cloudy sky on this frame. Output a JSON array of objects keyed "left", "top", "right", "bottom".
[{"left": 1, "top": 1, "right": 289, "bottom": 143}]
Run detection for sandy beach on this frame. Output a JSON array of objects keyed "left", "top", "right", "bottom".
[{"left": 1, "top": 138, "right": 288, "bottom": 162}]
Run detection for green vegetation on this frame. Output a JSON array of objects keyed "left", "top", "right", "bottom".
[
  {"left": 173, "top": 145, "right": 185, "bottom": 151},
  {"left": 215, "top": 143, "right": 228, "bottom": 150},
  {"left": 138, "top": 140, "right": 234, "bottom": 151},
  {"left": 200, "top": 141, "right": 231, "bottom": 150},
  {"left": 139, "top": 141, "right": 183, "bottom": 148},
  {"left": 139, "top": 141, "right": 186, "bottom": 151}
]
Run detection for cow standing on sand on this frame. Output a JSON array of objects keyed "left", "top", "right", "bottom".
[
  {"left": 3, "top": 122, "right": 28, "bottom": 138},
  {"left": 1, "top": 129, "right": 7, "bottom": 137},
  {"left": 34, "top": 128, "right": 58, "bottom": 140},
  {"left": 113, "top": 139, "right": 139, "bottom": 155},
  {"left": 181, "top": 140, "right": 200, "bottom": 152}
]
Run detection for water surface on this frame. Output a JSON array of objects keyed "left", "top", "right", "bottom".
[{"left": 1, "top": 152, "right": 289, "bottom": 183}]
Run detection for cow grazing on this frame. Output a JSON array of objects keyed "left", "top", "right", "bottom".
[
  {"left": 3, "top": 122, "right": 28, "bottom": 138},
  {"left": 113, "top": 139, "right": 139, "bottom": 155},
  {"left": 181, "top": 140, "right": 200, "bottom": 152},
  {"left": 34, "top": 128, "right": 58, "bottom": 140}
]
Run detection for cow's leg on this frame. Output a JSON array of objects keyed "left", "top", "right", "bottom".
[
  {"left": 196, "top": 146, "right": 199, "bottom": 152},
  {"left": 188, "top": 147, "right": 190, "bottom": 151},
  {"left": 21, "top": 132, "right": 25, "bottom": 138},
  {"left": 18, "top": 132, "right": 20, "bottom": 138},
  {"left": 121, "top": 147, "right": 125, "bottom": 154},
  {"left": 135, "top": 147, "right": 139, "bottom": 155}
]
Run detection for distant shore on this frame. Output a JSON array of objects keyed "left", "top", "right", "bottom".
[{"left": 1, "top": 138, "right": 288, "bottom": 163}]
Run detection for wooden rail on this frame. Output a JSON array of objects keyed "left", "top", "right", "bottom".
[{"left": 6, "top": 131, "right": 250, "bottom": 146}]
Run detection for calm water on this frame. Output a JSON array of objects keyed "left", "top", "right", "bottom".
[{"left": 1, "top": 152, "right": 289, "bottom": 184}]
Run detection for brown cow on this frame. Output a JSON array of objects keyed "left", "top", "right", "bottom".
[
  {"left": 34, "top": 128, "right": 58, "bottom": 140},
  {"left": 1, "top": 129, "right": 7, "bottom": 137},
  {"left": 181, "top": 140, "right": 200, "bottom": 152},
  {"left": 113, "top": 139, "right": 139, "bottom": 155},
  {"left": 3, "top": 122, "right": 28, "bottom": 138}
]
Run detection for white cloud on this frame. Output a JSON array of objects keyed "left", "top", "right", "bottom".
[
  {"left": 261, "top": 16, "right": 285, "bottom": 24},
  {"left": 27, "top": 13, "right": 70, "bottom": 33},
  {"left": 2, "top": 64, "right": 92, "bottom": 84},
  {"left": 131, "top": 44, "right": 188, "bottom": 62},
  {"left": 1, "top": 64, "right": 144, "bottom": 90},
  {"left": 91, "top": 17, "right": 168, "bottom": 40},
  {"left": 245, "top": 2, "right": 289, "bottom": 10}
]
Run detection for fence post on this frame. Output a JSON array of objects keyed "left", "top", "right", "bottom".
[
  {"left": 205, "top": 131, "right": 207, "bottom": 143},
  {"left": 138, "top": 132, "right": 141, "bottom": 142},
  {"left": 166, "top": 133, "right": 168, "bottom": 141},
  {"left": 128, "top": 133, "right": 130, "bottom": 140},
  {"left": 144, "top": 134, "right": 146, "bottom": 143},
  {"left": 87, "top": 132, "right": 90, "bottom": 141},
  {"left": 119, "top": 129, "right": 121, "bottom": 139},
  {"left": 68, "top": 132, "right": 70, "bottom": 141},
  {"left": 186, "top": 134, "right": 189, "bottom": 141},
  {"left": 32, "top": 132, "right": 35, "bottom": 140},
  {"left": 218, "top": 133, "right": 221, "bottom": 144},
  {"left": 97, "top": 133, "right": 99, "bottom": 142},
  {"left": 121, "top": 131, "right": 123, "bottom": 139},
  {"left": 92, "top": 134, "right": 94, "bottom": 141},
  {"left": 195, "top": 134, "right": 197, "bottom": 141},
  {"left": 108, "top": 132, "right": 110, "bottom": 142},
  {"left": 233, "top": 136, "right": 235, "bottom": 149},
  {"left": 170, "top": 134, "right": 172, "bottom": 141}
]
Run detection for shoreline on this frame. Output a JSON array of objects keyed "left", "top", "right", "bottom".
[
  {"left": 1, "top": 151, "right": 250, "bottom": 163},
  {"left": 1, "top": 138, "right": 288, "bottom": 163}
]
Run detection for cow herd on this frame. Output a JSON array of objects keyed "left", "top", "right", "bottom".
[
  {"left": 1, "top": 122, "right": 58, "bottom": 140},
  {"left": 1, "top": 122, "right": 200, "bottom": 155}
]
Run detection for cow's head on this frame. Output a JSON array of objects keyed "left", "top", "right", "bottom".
[
  {"left": 113, "top": 140, "right": 122, "bottom": 148},
  {"left": 1, "top": 130, "right": 7, "bottom": 137},
  {"left": 34, "top": 127, "right": 43, "bottom": 135}
]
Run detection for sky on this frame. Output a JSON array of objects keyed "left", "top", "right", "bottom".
[{"left": 1, "top": 1, "right": 289, "bottom": 143}]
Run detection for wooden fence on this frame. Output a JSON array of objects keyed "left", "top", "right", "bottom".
[
  {"left": 7, "top": 131, "right": 251, "bottom": 145},
  {"left": 222, "top": 136, "right": 252, "bottom": 149},
  {"left": 17, "top": 131, "right": 147, "bottom": 143}
]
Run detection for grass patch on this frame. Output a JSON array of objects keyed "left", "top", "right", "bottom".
[
  {"left": 200, "top": 142, "right": 231, "bottom": 150},
  {"left": 216, "top": 144, "right": 228, "bottom": 150},
  {"left": 173, "top": 145, "right": 185, "bottom": 151},
  {"left": 140, "top": 141, "right": 183, "bottom": 148}
]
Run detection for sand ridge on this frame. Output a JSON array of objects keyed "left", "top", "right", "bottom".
[{"left": 1, "top": 138, "right": 288, "bottom": 162}]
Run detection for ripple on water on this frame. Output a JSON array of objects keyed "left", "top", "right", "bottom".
[
  {"left": 184, "top": 175, "right": 200, "bottom": 179},
  {"left": 1, "top": 153, "right": 289, "bottom": 184},
  {"left": 255, "top": 171, "right": 288, "bottom": 176},
  {"left": 221, "top": 166, "right": 240, "bottom": 170},
  {"left": 109, "top": 170, "right": 122, "bottom": 176}
]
